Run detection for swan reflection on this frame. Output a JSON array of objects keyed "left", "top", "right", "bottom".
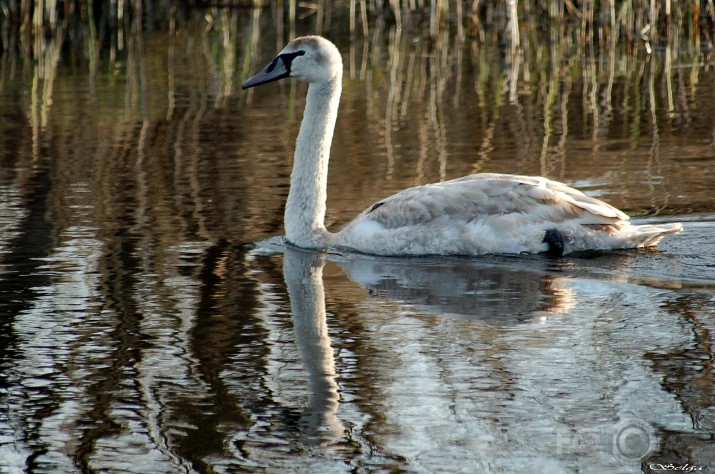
[
  {"left": 282, "top": 247, "right": 346, "bottom": 447},
  {"left": 332, "top": 253, "right": 576, "bottom": 321},
  {"left": 277, "top": 243, "right": 577, "bottom": 447}
]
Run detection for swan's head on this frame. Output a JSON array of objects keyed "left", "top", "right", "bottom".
[{"left": 242, "top": 36, "right": 342, "bottom": 89}]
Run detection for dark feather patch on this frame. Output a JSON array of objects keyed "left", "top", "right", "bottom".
[
  {"left": 543, "top": 229, "right": 565, "bottom": 257},
  {"left": 368, "top": 202, "right": 386, "bottom": 213}
]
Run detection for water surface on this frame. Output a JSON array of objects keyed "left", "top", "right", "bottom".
[{"left": 1, "top": 8, "right": 714, "bottom": 473}]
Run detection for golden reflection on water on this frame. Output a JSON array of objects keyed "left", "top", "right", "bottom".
[{"left": 3, "top": 7, "right": 713, "bottom": 224}]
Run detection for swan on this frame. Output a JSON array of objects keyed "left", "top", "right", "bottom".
[{"left": 242, "top": 36, "right": 682, "bottom": 256}]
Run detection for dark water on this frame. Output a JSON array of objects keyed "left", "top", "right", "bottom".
[{"left": 1, "top": 8, "right": 715, "bottom": 473}]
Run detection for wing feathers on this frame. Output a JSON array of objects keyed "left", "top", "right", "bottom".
[{"left": 359, "top": 174, "right": 628, "bottom": 229}]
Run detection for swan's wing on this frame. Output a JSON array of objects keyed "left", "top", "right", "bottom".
[{"left": 354, "top": 173, "right": 629, "bottom": 229}]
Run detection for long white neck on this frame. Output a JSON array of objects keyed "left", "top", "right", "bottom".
[{"left": 284, "top": 75, "right": 342, "bottom": 248}]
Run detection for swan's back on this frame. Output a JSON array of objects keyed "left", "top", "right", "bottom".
[
  {"left": 334, "top": 174, "right": 682, "bottom": 256},
  {"left": 359, "top": 174, "right": 627, "bottom": 226}
]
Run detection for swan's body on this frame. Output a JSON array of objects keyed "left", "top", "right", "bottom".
[{"left": 243, "top": 36, "right": 682, "bottom": 256}]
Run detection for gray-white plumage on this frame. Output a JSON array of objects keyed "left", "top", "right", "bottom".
[{"left": 243, "top": 36, "right": 682, "bottom": 256}]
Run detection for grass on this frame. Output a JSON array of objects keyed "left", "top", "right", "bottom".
[{"left": 1, "top": 1, "right": 713, "bottom": 53}]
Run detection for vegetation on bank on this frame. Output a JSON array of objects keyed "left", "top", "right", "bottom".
[{"left": 1, "top": 1, "right": 713, "bottom": 56}]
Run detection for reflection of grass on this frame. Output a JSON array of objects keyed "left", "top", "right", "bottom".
[
  {"left": 2, "top": 1, "right": 711, "bottom": 143},
  {"left": 0, "top": 1, "right": 712, "bottom": 218}
]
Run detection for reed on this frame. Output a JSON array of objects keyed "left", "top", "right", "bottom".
[{"left": 1, "top": 1, "right": 713, "bottom": 53}]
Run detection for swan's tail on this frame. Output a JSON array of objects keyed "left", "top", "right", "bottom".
[{"left": 623, "top": 222, "right": 683, "bottom": 248}]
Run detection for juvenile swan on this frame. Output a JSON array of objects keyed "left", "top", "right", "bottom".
[{"left": 242, "top": 36, "right": 682, "bottom": 256}]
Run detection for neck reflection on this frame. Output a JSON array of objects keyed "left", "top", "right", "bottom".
[{"left": 283, "top": 246, "right": 346, "bottom": 446}]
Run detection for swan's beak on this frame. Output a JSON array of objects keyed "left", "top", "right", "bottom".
[{"left": 242, "top": 56, "right": 290, "bottom": 89}]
